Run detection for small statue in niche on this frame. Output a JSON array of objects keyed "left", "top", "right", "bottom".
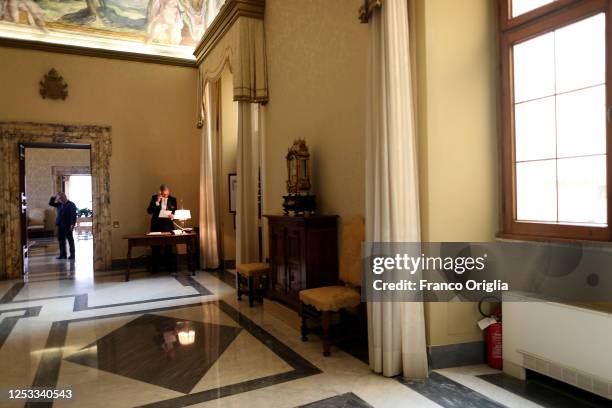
[
  {"left": 283, "top": 139, "right": 316, "bottom": 216},
  {"left": 40, "top": 69, "right": 68, "bottom": 100}
]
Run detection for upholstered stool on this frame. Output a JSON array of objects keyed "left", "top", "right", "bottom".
[{"left": 236, "top": 263, "right": 270, "bottom": 307}]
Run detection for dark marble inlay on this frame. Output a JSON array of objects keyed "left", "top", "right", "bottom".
[
  {"left": 27, "top": 321, "right": 69, "bottom": 408},
  {"left": 65, "top": 313, "right": 241, "bottom": 393},
  {"left": 0, "top": 281, "right": 25, "bottom": 303},
  {"left": 175, "top": 276, "right": 213, "bottom": 295},
  {"left": 0, "top": 306, "right": 42, "bottom": 348},
  {"left": 479, "top": 372, "right": 612, "bottom": 408},
  {"left": 398, "top": 371, "right": 508, "bottom": 408},
  {"left": 298, "top": 393, "right": 374, "bottom": 408}
]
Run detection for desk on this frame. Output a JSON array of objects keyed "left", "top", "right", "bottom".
[{"left": 122, "top": 232, "right": 198, "bottom": 281}]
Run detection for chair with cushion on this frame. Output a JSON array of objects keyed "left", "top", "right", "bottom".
[
  {"left": 236, "top": 262, "right": 270, "bottom": 307},
  {"left": 27, "top": 208, "right": 46, "bottom": 237},
  {"left": 299, "top": 215, "right": 364, "bottom": 356}
]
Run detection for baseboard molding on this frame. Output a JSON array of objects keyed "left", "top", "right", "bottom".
[{"left": 427, "top": 341, "right": 486, "bottom": 369}]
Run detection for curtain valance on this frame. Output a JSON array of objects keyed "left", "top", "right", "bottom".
[
  {"left": 197, "top": 16, "right": 268, "bottom": 126},
  {"left": 359, "top": 0, "right": 384, "bottom": 23}
]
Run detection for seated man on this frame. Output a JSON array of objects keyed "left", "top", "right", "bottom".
[
  {"left": 48, "top": 192, "right": 77, "bottom": 260},
  {"left": 146, "top": 184, "right": 177, "bottom": 272}
]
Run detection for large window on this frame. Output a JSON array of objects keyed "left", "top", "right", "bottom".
[{"left": 499, "top": 0, "right": 610, "bottom": 241}]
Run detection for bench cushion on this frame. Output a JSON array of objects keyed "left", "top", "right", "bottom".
[
  {"left": 299, "top": 285, "right": 361, "bottom": 312},
  {"left": 237, "top": 262, "right": 271, "bottom": 277}
]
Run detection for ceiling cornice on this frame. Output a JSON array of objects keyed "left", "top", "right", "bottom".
[
  {"left": 0, "top": 37, "right": 197, "bottom": 68},
  {"left": 193, "top": 0, "right": 265, "bottom": 65}
]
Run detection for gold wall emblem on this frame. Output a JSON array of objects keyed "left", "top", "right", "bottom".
[{"left": 39, "top": 69, "right": 68, "bottom": 100}]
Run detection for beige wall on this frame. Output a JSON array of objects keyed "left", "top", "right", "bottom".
[
  {"left": 25, "top": 147, "right": 91, "bottom": 230},
  {"left": 0, "top": 47, "right": 200, "bottom": 261},
  {"left": 263, "top": 0, "right": 368, "bottom": 231},
  {"left": 415, "top": 0, "right": 499, "bottom": 346},
  {"left": 262, "top": 0, "right": 498, "bottom": 347},
  {"left": 219, "top": 66, "right": 237, "bottom": 262}
]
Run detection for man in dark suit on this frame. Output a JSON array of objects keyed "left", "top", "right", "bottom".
[
  {"left": 49, "top": 192, "right": 78, "bottom": 260},
  {"left": 147, "top": 184, "right": 177, "bottom": 271}
]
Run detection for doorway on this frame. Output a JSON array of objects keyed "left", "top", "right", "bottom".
[
  {"left": 218, "top": 65, "right": 238, "bottom": 270},
  {"left": 22, "top": 144, "right": 93, "bottom": 281},
  {"left": 0, "top": 122, "right": 112, "bottom": 281}
]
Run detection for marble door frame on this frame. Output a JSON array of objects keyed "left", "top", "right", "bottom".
[{"left": 0, "top": 122, "right": 112, "bottom": 280}]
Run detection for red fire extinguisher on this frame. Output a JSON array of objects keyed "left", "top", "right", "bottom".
[{"left": 478, "top": 296, "right": 502, "bottom": 370}]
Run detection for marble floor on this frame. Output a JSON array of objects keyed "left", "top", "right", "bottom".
[
  {"left": 0, "top": 270, "right": 608, "bottom": 408},
  {"left": 26, "top": 235, "right": 94, "bottom": 281}
]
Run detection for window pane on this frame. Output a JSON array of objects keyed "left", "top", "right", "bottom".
[
  {"left": 558, "top": 156, "right": 607, "bottom": 224},
  {"left": 555, "top": 14, "right": 605, "bottom": 93},
  {"left": 516, "top": 160, "right": 557, "bottom": 222},
  {"left": 556, "top": 85, "right": 606, "bottom": 158},
  {"left": 512, "top": 0, "right": 555, "bottom": 17},
  {"left": 513, "top": 33, "right": 555, "bottom": 103},
  {"left": 515, "top": 97, "right": 556, "bottom": 161}
]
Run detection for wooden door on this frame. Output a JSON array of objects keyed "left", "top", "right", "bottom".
[{"left": 18, "top": 143, "right": 29, "bottom": 280}]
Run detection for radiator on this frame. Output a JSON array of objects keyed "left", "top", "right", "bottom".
[{"left": 502, "top": 292, "right": 612, "bottom": 400}]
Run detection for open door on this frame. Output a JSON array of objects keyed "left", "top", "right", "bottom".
[{"left": 19, "top": 143, "right": 29, "bottom": 280}]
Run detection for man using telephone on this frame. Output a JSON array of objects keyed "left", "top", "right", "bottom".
[
  {"left": 147, "top": 184, "right": 177, "bottom": 271},
  {"left": 48, "top": 192, "right": 77, "bottom": 260}
]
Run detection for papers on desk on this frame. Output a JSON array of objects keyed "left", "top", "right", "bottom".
[
  {"left": 159, "top": 210, "right": 172, "bottom": 219},
  {"left": 147, "top": 232, "right": 163, "bottom": 235}
]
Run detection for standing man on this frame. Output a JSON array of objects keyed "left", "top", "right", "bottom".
[
  {"left": 49, "top": 192, "right": 77, "bottom": 260},
  {"left": 147, "top": 184, "right": 177, "bottom": 272}
]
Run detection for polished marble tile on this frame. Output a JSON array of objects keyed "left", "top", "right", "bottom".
[
  {"left": 4, "top": 270, "right": 602, "bottom": 408},
  {"left": 399, "top": 371, "right": 506, "bottom": 408},
  {"left": 298, "top": 392, "right": 374, "bottom": 407},
  {"left": 65, "top": 313, "right": 242, "bottom": 393},
  {"left": 436, "top": 365, "right": 542, "bottom": 408},
  {"left": 192, "top": 329, "right": 293, "bottom": 393},
  {"left": 27, "top": 238, "right": 94, "bottom": 281},
  {"left": 479, "top": 372, "right": 611, "bottom": 408}
]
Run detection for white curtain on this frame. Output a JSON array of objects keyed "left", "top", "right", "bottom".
[
  {"left": 199, "top": 80, "right": 222, "bottom": 269},
  {"left": 236, "top": 101, "right": 261, "bottom": 265},
  {"left": 365, "top": 0, "right": 428, "bottom": 379}
]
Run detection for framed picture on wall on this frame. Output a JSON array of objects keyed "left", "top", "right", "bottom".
[{"left": 228, "top": 173, "right": 237, "bottom": 213}]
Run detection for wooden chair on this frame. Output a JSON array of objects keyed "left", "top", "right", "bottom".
[{"left": 299, "top": 215, "right": 364, "bottom": 356}]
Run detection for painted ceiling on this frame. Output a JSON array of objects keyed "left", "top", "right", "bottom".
[{"left": 0, "top": 0, "right": 225, "bottom": 60}]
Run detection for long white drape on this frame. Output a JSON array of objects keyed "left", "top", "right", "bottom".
[
  {"left": 236, "top": 101, "right": 261, "bottom": 265},
  {"left": 365, "top": 1, "right": 428, "bottom": 379},
  {"left": 199, "top": 80, "right": 222, "bottom": 269}
]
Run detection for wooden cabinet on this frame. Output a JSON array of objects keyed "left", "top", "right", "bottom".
[{"left": 265, "top": 215, "right": 338, "bottom": 310}]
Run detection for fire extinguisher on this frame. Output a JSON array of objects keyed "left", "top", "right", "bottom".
[{"left": 478, "top": 296, "right": 502, "bottom": 370}]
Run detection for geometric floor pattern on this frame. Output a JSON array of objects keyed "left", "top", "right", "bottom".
[{"left": 65, "top": 314, "right": 241, "bottom": 393}]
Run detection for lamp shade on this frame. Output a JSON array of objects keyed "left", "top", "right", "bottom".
[{"left": 174, "top": 209, "right": 191, "bottom": 221}]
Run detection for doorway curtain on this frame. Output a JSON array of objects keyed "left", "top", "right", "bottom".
[
  {"left": 236, "top": 102, "right": 261, "bottom": 265},
  {"left": 362, "top": 0, "right": 429, "bottom": 378},
  {"left": 199, "top": 77, "right": 222, "bottom": 269},
  {"left": 197, "top": 15, "right": 268, "bottom": 269}
]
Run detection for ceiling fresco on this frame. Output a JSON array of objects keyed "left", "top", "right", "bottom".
[{"left": 0, "top": 0, "right": 225, "bottom": 60}]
